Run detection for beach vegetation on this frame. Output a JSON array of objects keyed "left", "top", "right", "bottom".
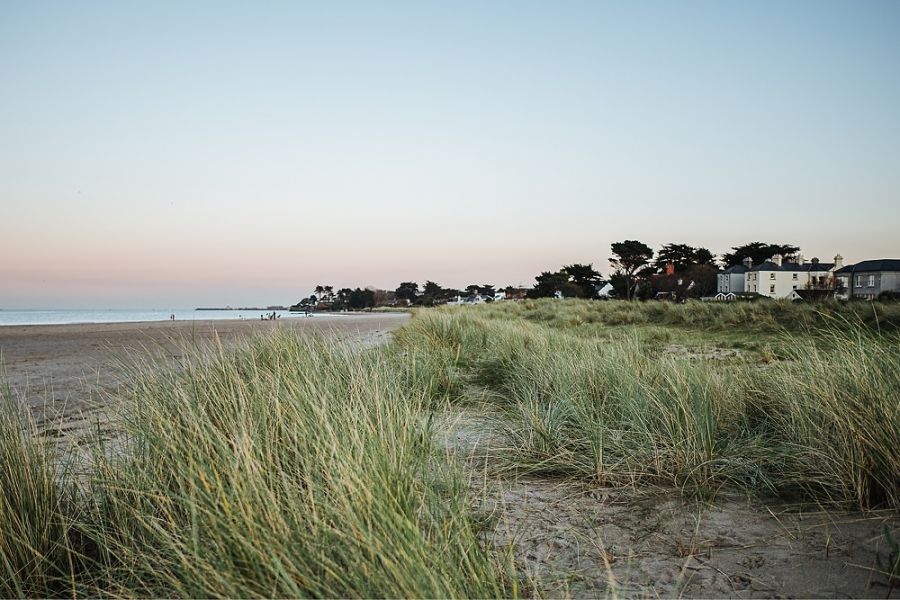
[
  {"left": 3, "top": 298, "right": 900, "bottom": 596},
  {"left": 0, "top": 335, "right": 513, "bottom": 597},
  {"left": 394, "top": 300, "right": 900, "bottom": 507}
]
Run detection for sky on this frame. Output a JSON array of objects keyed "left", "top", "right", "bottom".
[{"left": 2, "top": 1, "right": 899, "bottom": 308}]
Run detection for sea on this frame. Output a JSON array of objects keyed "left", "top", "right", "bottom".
[{"left": 0, "top": 309, "right": 316, "bottom": 327}]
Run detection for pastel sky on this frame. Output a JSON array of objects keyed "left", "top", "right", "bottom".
[{"left": 2, "top": 1, "right": 899, "bottom": 308}]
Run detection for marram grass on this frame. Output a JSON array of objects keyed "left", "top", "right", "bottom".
[
  {"left": 1, "top": 333, "right": 513, "bottom": 598},
  {"left": 4, "top": 299, "right": 900, "bottom": 596},
  {"left": 396, "top": 300, "right": 900, "bottom": 507}
]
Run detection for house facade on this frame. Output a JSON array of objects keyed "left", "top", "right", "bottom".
[
  {"left": 717, "top": 260, "right": 749, "bottom": 294},
  {"left": 746, "top": 254, "right": 839, "bottom": 299},
  {"left": 833, "top": 259, "right": 900, "bottom": 300}
]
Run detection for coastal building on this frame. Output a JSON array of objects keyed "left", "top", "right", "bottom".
[
  {"left": 717, "top": 258, "right": 751, "bottom": 294},
  {"left": 788, "top": 288, "right": 840, "bottom": 302},
  {"left": 446, "top": 294, "right": 491, "bottom": 305},
  {"left": 595, "top": 282, "right": 615, "bottom": 298},
  {"left": 746, "top": 254, "right": 840, "bottom": 299},
  {"left": 503, "top": 288, "right": 530, "bottom": 301},
  {"left": 833, "top": 259, "right": 900, "bottom": 300}
]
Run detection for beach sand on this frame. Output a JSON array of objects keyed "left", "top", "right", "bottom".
[
  {"left": 0, "top": 313, "right": 410, "bottom": 439},
  {"left": 3, "top": 311, "right": 897, "bottom": 597},
  {"left": 438, "top": 406, "right": 900, "bottom": 598}
]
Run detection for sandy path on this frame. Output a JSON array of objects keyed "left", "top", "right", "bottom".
[
  {"left": 436, "top": 407, "right": 900, "bottom": 598},
  {"left": 0, "top": 313, "right": 410, "bottom": 435}
]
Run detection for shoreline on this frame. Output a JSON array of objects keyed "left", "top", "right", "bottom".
[
  {"left": 0, "top": 311, "right": 381, "bottom": 329},
  {"left": 0, "top": 313, "right": 410, "bottom": 433}
]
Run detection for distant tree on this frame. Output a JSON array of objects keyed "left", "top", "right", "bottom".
[
  {"left": 694, "top": 247, "right": 715, "bottom": 265},
  {"left": 334, "top": 288, "right": 353, "bottom": 311},
  {"left": 562, "top": 263, "right": 602, "bottom": 299},
  {"left": 527, "top": 270, "right": 581, "bottom": 299},
  {"left": 372, "top": 288, "right": 392, "bottom": 306},
  {"left": 653, "top": 244, "right": 715, "bottom": 273},
  {"left": 639, "top": 273, "right": 679, "bottom": 301},
  {"left": 464, "top": 284, "right": 481, "bottom": 296},
  {"left": 290, "top": 296, "right": 316, "bottom": 312},
  {"left": 722, "top": 242, "right": 800, "bottom": 267},
  {"left": 684, "top": 264, "right": 718, "bottom": 298},
  {"left": 609, "top": 240, "right": 654, "bottom": 300},
  {"left": 395, "top": 281, "right": 419, "bottom": 302},
  {"left": 349, "top": 287, "right": 375, "bottom": 309},
  {"left": 422, "top": 280, "right": 443, "bottom": 298},
  {"left": 608, "top": 271, "right": 628, "bottom": 299},
  {"left": 291, "top": 294, "right": 319, "bottom": 311},
  {"left": 480, "top": 284, "right": 496, "bottom": 298},
  {"left": 654, "top": 244, "right": 697, "bottom": 273}
]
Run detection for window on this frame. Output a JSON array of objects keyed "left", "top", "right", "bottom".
[
  {"left": 868, "top": 275, "right": 876, "bottom": 287},
  {"left": 769, "top": 284, "right": 775, "bottom": 293},
  {"left": 792, "top": 273, "right": 798, "bottom": 280},
  {"left": 770, "top": 273, "right": 776, "bottom": 280},
  {"left": 855, "top": 277, "right": 863, "bottom": 288},
  {"left": 792, "top": 285, "right": 798, "bottom": 289}
]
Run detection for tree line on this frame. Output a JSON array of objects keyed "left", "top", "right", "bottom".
[
  {"left": 291, "top": 240, "right": 802, "bottom": 310},
  {"left": 525, "top": 240, "right": 800, "bottom": 301}
]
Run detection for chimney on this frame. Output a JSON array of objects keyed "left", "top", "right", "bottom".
[
  {"left": 796, "top": 254, "right": 805, "bottom": 265},
  {"left": 772, "top": 254, "right": 783, "bottom": 266},
  {"left": 834, "top": 254, "right": 844, "bottom": 269},
  {"left": 742, "top": 257, "right": 753, "bottom": 269}
]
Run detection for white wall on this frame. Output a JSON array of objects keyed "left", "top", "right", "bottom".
[{"left": 746, "top": 268, "right": 833, "bottom": 298}]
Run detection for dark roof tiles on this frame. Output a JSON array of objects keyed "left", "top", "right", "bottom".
[
  {"left": 750, "top": 261, "right": 835, "bottom": 272},
  {"left": 722, "top": 265, "right": 749, "bottom": 274},
  {"left": 834, "top": 259, "right": 900, "bottom": 274}
]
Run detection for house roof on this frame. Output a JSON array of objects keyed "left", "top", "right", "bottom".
[
  {"left": 722, "top": 265, "right": 748, "bottom": 274},
  {"left": 834, "top": 259, "right": 900, "bottom": 274},
  {"left": 791, "top": 289, "right": 836, "bottom": 301},
  {"left": 749, "top": 261, "right": 835, "bottom": 273}
]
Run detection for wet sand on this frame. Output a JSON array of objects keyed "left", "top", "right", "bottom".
[{"left": 0, "top": 313, "right": 409, "bottom": 434}]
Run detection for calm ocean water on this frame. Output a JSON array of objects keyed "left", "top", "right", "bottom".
[{"left": 0, "top": 309, "right": 315, "bottom": 327}]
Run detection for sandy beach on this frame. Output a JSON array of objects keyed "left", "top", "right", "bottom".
[{"left": 0, "top": 313, "right": 410, "bottom": 436}]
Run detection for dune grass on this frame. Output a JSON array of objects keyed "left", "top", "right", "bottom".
[
  {"left": 466, "top": 296, "right": 900, "bottom": 333},
  {"left": 3, "top": 299, "right": 899, "bottom": 596},
  {"left": 395, "top": 300, "right": 900, "bottom": 508},
  {"left": 1, "top": 333, "right": 513, "bottom": 598},
  {"left": 0, "top": 403, "right": 82, "bottom": 597}
]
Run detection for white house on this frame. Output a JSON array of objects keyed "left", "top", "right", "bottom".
[
  {"left": 594, "top": 281, "right": 615, "bottom": 298},
  {"left": 447, "top": 294, "right": 491, "bottom": 305},
  {"left": 717, "top": 259, "right": 750, "bottom": 294},
  {"left": 745, "top": 254, "right": 840, "bottom": 299}
]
